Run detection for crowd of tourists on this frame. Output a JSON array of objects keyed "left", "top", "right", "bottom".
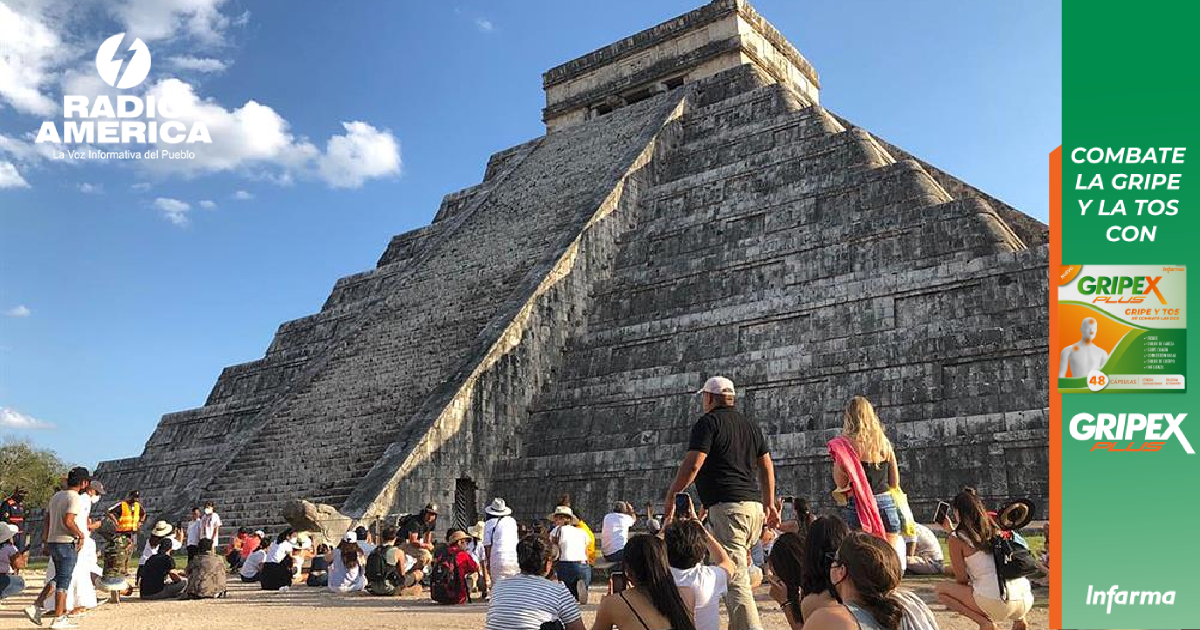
[{"left": 2, "top": 376, "right": 1042, "bottom": 630}]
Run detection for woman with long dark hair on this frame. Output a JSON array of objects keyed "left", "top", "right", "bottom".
[
  {"left": 259, "top": 528, "right": 296, "bottom": 591},
  {"left": 805, "top": 532, "right": 938, "bottom": 630},
  {"left": 591, "top": 535, "right": 696, "bottom": 630},
  {"left": 328, "top": 531, "right": 365, "bottom": 592},
  {"left": 766, "top": 532, "right": 805, "bottom": 629},
  {"left": 798, "top": 516, "right": 851, "bottom": 622},
  {"left": 935, "top": 489, "right": 1032, "bottom": 630}
]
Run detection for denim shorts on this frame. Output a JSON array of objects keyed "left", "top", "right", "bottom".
[
  {"left": 841, "top": 493, "right": 902, "bottom": 533},
  {"left": 47, "top": 542, "right": 78, "bottom": 590}
]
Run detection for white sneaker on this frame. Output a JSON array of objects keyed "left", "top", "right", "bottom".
[
  {"left": 278, "top": 586, "right": 289, "bottom": 592},
  {"left": 49, "top": 618, "right": 78, "bottom": 629},
  {"left": 23, "top": 605, "right": 43, "bottom": 626}
]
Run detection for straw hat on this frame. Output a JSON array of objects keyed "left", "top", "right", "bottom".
[
  {"left": 996, "top": 498, "right": 1036, "bottom": 531},
  {"left": 150, "top": 520, "right": 173, "bottom": 537},
  {"left": 485, "top": 498, "right": 512, "bottom": 517},
  {"left": 447, "top": 530, "right": 472, "bottom": 545},
  {"left": 467, "top": 521, "right": 485, "bottom": 539},
  {"left": 549, "top": 506, "right": 575, "bottom": 521}
]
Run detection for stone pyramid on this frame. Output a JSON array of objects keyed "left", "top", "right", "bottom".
[{"left": 96, "top": 0, "right": 1049, "bottom": 533}]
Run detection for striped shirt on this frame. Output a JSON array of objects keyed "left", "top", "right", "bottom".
[{"left": 485, "top": 573, "right": 581, "bottom": 630}]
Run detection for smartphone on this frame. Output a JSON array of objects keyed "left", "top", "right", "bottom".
[
  {"left": 933, "top": 501, "right": 952, "bottom": 526},
  {"left": 611, "top": 572, "right": 628, "bottom": 594},
  {"left": 780, "top": 496, "right": 796, "bottom": 522},
  {"left": 675, "top": 493, "right": 694, "bottom": 519}
]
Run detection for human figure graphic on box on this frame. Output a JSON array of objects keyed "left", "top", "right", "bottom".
[{"left": 1058, "top": 317, "right": 1109, "bottom": 377}]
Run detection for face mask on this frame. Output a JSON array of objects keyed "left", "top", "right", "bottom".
[
  {"left": 204, "top": 508, "right": 213, "bottom": 515},
  {"left": 289, "top": 537, "right": 297, "bottom": 545},
  {"left": 90, "top": 495, "right": 100, "bottom": 504}
]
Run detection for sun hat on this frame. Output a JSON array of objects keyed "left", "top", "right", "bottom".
[
  {"left": 254, "top": 530, "right": 266, "bottom": 538},
  {"left": 996, "top": 498, "right": 1036, "bottom": 531},
  {"left": 549, "top": 506, "right": 575, "bottom": 520},
  {"left": 485, "top": 498, "right": 512, "bottom": 517},
  {"left": 150, "top": 520, "right": 173, "bottom": 537},
  {"left": 0, "top": 522, "right": 17, "bottom": 543},
  {"left": 89, "top": 480, "right": 105, "bottom": 495},
  {"left": 696, "top": 375, "right": 736, "bottom": 396},
  {"left": 467, "top": 521, "right": 485, "bottom": 539},
  {"left": 447, "top": 530, "right": 472, "bottom": 545},
  {"left": 423, "top": 502, "right": 439, "bottom": 515}
]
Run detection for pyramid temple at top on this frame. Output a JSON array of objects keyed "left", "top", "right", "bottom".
[{"left": 95, "top": 0, "right": 1050, "bottom": 533}]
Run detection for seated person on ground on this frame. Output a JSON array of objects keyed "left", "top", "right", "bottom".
[
  {"left": 431, "top": 530, "right": 481, "bottom": 605},
  {"left": 767, "top": 532, "right": 805, "bottom": 630},
  {"left": 306, "top": 544, "right": 330, "bottom": 587},
  {"left": 225, "top": 528, "right": 248, "bottom": 570},
  {"left": 186, "top": 538, "right": 228, "bottom": 599},
  {"left": 805, "top": 532, "right": 939, "bottom": 630},
  {"left": 486, "top": 535, "right": 584, "bottom": 630},
  {"left": 904, "top": 522, "right": 944, "bottom": 575},
  {"left": 240, "top": 540, "right": 267, "bottom": 583},
  {"left": 365, "top": 527, "right": 403, "bottom": 595},
  {"left": 663, "top": 519, "right": 732, "bottom": 630},
  {"left": 328, "top": 531, "right": 365, "bottom": 593},
  {"left": 141, "top": 537, "right": 187, "bottom": 600},
  {"left": 592, "top": 535, "right": 697, "bottom": 630},
  {"left": 0, "top": 523, "right": 27, "bottom": 601},
  {"left": 259, "top": 529, "right": 296, "bottom": 591},
  {"left": 799, "top": 516, "right": 851, "bottom": 624}
]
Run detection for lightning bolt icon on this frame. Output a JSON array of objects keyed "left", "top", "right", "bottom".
[{"left": 108, "top": 34, "right": 139, "bottom": 87}]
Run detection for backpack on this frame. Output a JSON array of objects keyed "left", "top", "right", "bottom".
[
  {"left": 990, "top": 535, "right": 1039, "bottom": 597},
  {"left": 365, "top": 544, "right": 396, "bottom": 584},
  {"left": 429, "top": 549, "right": 466, "bottom": 604}
]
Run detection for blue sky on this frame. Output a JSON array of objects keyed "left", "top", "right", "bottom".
[{"left": 0, "top": 0, "right": 1061, "bottom": 468}]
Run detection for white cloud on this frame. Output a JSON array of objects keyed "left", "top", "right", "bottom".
[
  {"left": 0, "top": 2, "right": 66, "bottom": 115},
  {"left": 0, "top": 407, "right": 55, "bottom": 430},
  {"left": 4, "top": 305, "right": 31, "bottom": 317},
  {"left": 167, "top": 56, "right": 228, "bottom": 73},
  {"left": 131, "top": 182, "right": 152, "bottom": 192},
  {"left": 109, "top": 0, "right": 236, "bottom": 44},
  {"left": 0, "top": 161, "right": 29, "bottom": 188},
  {"left": 475, "top": 17, "right": 495, "bottom": 33},
  {"left": 153, "top": 196, "right": 191, "bottom": 225},
  {"left": 233, "top": 190, "right": 253, "bottom": 200},
  {"left": 317, "top": 122, "right": 401, "bottom": 188},
  {"left": 198, "top": 199, "right": 216, "bottom": 209},
  {"left": 78, "top": 182, "right": 101, "bottom": 193}
]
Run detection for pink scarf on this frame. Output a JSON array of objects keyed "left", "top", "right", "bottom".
[{"left": 828, "top": 436, "right": 886, "bottom": 538}]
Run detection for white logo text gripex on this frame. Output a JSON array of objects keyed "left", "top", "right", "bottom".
[
  {"left": 1069, "top": 412, "right": 1193, "bottom": 454},
  {"left": 35, "top": 34, "right": 210, "bottom": 146},
  {"left": 1086, "top": 585, "right": 1176, "bottom": 614}
]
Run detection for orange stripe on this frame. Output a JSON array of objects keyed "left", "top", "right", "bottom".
[{"left": 1048, "top": 145, "right": 1062, "bottom": 629}]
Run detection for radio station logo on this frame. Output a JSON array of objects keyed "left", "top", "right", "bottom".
[{"left": 35, "top": 33, "right": 211, "bottom": 146}]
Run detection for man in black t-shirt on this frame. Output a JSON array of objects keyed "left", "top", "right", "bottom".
[
  {"left": 397, "top": 503, "right": 438, "bottom": 560},
  {"left": 664, "top": 376, "right": 777, "bottom": 630},
  {"left": 140, "top": 538, "right": 187, "bottom": 600}
]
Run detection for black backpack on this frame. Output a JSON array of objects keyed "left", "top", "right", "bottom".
[
  {"left": 990, "top": 535, "right": 1039, "bottom": 597},
  {"left": 365, "top": 544, "right": 396, "bottom": 584},
  {"left": 429, "top": 548, "right": 465, "bottom": 604}
]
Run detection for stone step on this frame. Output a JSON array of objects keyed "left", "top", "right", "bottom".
[{"left": 664, "top": 109, "right": 843, "bottom": 181}]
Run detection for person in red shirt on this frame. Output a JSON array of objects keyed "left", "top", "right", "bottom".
[{"left": 431, "top": 530, "right": 480, "bottom": 605}]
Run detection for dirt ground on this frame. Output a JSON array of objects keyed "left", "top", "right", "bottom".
[{"left": 0, "top": 570, "right": 1047, "bottom": 630}]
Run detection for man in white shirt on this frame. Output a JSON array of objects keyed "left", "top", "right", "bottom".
[
  {"left": 200, "top": 502, "right": 221, "bottom": 547},
  {"left": 483, "top": 498, "right": 519, "bottom": 583},
  {"left": 664, "top": 519, "right": 736, "bottom": 630},
  {"left": 905, "top": 523, "right": 945, "bottom": 575},
  {"left": 550, "top": 506, "right": 591, "bottom": 604},
  {"left": 600, "top": 501, "right": 636, "bottom": 563},
  {"left": 186, "top": 507, "right": 203, "bottom": 563},
  {"left": 354, "top": 526, "right": 376, "bottom": 557}
]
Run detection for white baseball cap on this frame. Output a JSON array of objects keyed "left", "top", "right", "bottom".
[
  {"left": 697, "top": 376, "right": 736, "bottom": 396},
  {"left": 342, "top": 531, "right": 357, "bottom": 543}
]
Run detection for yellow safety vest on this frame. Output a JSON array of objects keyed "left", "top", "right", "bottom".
[{"left": 117, "top": 501, "right": 141, "bottom": 532}]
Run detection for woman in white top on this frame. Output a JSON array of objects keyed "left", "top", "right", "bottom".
[
  {"left": 327, "top": 532, "right": 365, "bottom": 593},
  {"left": 484, "top": 498, "right": 520, "bottom": 582},
  {"left": 260, "top": 529, "right": 296, "bottom": 591},
  {"left": 550, "top": 506, "right": 592, "bottom": 604},
  {"left": 935, "top": 489, "right": 1032, "bottom": 630}
]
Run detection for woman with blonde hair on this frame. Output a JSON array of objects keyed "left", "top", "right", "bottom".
[{"left": 827, "top": 397, "right": 904, "bottom": 566}]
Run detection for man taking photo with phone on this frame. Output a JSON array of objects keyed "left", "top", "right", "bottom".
[{"left": 664, "top": 376, "right": 778, "bottom": 630}]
